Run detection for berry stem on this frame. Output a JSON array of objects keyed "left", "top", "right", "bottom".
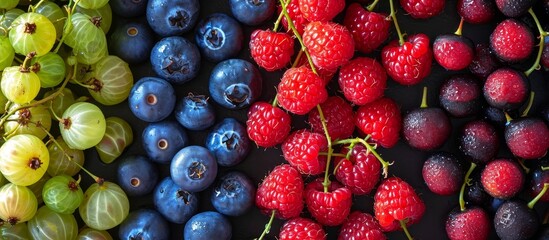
[
  {"left": 257, "top": 210, "right": 276, "bottom": 240},
  {"left": 334, "top": 137, "right": 391, "bottom": 178},
  {"left": 525, "top": 8, "right": 545, "bottom": 77},
  {"left": 420, "top": 86, "right": 428, "bottom": 108},
  {"left": 517, "top": 159, "right": 531, "bottom": 174},
  {"left": 279, "top": 0, "right": 317, "bottom": 75},
  {"left": 271, "top": 96, "right": 278, "bottom": 107},
  {"left": 521, "top": 91, "right": 535, "bottom": 117},
  {"left": 459, "top": 162, "right": 477, "bottom": 211},
  {"left": 454, "top": 18, "right": 464, "bottom": 36},
  {"left": 528, "top": 183, "right": 549, "bottom": 209},
  {"left": 504, "top": 112, "right": 513, "bottom": 124},
  {"left": 366, "top": 0, "right": 381, "bottom": 12},
  {"left": 388, "top": 0, "right": 405, "bottom": 45},
  {"left": 273, "top": 0, "right": 290, "bottom": 32},
  {"left": 29, "top": 0, "right": 46, "bottom": 12},
  {"left": 399, "top": 219, "right": 414, "bottom": 240},
  {"left": 20, "top": 52, "right": 36, "bottom": 72},
  {"left": 316, "top": 105, "right": 334, "bottom": 193},
  {"left": 292, "top": 50, "right": 304, "bottom": 68},
  {"left": 542, "top": 166, "right": 549, "bottom": 171},
  {"left": 319, "top": 152, "right": 346, "bottom": 157},
  {"left": 54, "top": 0, "right": 81, "bottom": 54}
]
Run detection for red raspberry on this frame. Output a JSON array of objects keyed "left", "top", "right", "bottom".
[
  {"left": 299, "top": 0, "right": 345, "bottom": 22},
  {"left": 303, "top": 21, "right": 355, "bottom": 71},
  {"left": 343, "top": 3, "right": 391, "bottom": 54},
  {"left": 374, "top": 177, "right": 425, "bottom": 232},
  {"left": 400, "top": 0, "right": 445, "bottom": 19},
  {"left": 338, "top": 211, "right": 387, "bottom": 240},
  {"left": 255, "top": 164, "right": 304, "bottom": 220},
  {"left": 355, "top": 97, "right": 402, "bottom": 148},
  {"left": 249, "top": 30, "right": 295, "bottom": 71},
  {"left": 334, "top": 144, "right": 381, "bottom": 195},
  {"left": 278, "top": 0, "right": 310, "bottom": 35},
  {"left": 304, "top": 178, "right": 352, "bottom": 226},
  {"left": 277, "top": 66, "right": 328, "bottom": 115},
  {"left": 279, "top": 217, "right": 327, "bottom": 240},
  {"left": 296, "top": 55, "right": 337, "bottom": 85},
  {"left": 246, "top": 101, "right": 292, "bottom": 148},
  {"left": 490, "top": 18, "right": 535, "bottom": 63},
  {"left": 339, "top": 57, "right": 387, "bottom": 105},
  {"left": 282, "top": 129, "right": 328, "bottom": 175},
  {"left": 381, "top": 33, "right": 433, "bottom": 85},
  {"left": 480, "top": 158, "right": 525, "bottom": 199},
  {"left": 308, "top": 96, "right": 355, "bottom": 141}
]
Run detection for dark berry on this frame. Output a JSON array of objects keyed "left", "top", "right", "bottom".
[
  {"left": 483, "top": 68, "right": 529, "bottom": 111},
  {"left": 481, "top": 158, "right": 525, "bottom": 199},
  {"left": 150, "top": 36, "right": 201, "bottom": 85},
  {"left": 445, "top": 206, "right": 491, "bottom": 240},
  {"left": 128, "top": 77, "right": 176, "bottom": 122},
  {"left": 483, "top": 106, "right": 508, "bottom": 129},
  {"left": 204, "top": 118, "right": 251, "bottom": 167},
  {"left": 403, "top": 107, "right": 452, "bottom": 151},
  {"left": 439, "top": 75, "right": 483, "bottom": 118},
  {"left": 465, "top": 173, "right": 493, "bottom": 207},
  {"left": 117, "top": 155, "right": 159, "bottom": 197},
  {"left": 170, "top": 145, "right": 218, "bottom": 192},
  {"left": 457, "top": 0, "right": 496, "bottom": 24},
  {"left": 146, "top": 0, "right": 200, "bottom": 37},
  {"left": 529, "top": 165, "right": 549, "bottom": 202},
  {"left": 109, "top": 21, "right": 155, "bottom": 64},
  {"left": 494, "top": 200, "right": 540, "bottom": 240},
  {"left": 174, "top": 93, "right": 216, "bottom": 131},
  {"left": 495, "top": 0, "right": 537, "bottom": 17},
  {"left": 505, "top": 117, "right": 549, "bottom": 159},
  {"left": 110, "top": 0, "right": 147, "bottom": 18},
  {"left": 153, "top": 177, "right": 199, "bottom": 224},
  {"left": 142, "top": 120, "right": 189, "bottom": 164},
  {"left": 459, "top": 119, "right": 499, "bottom": 164},
  {"left": 118, "top": 209, "right": 169, "bottom": 239},
  {"left": 209, "top": 59, "right": 263, "bottom": 110},
  {"left": 422, "top": 152, "right": 464, "bottom": 195},
  {"left": 195, "top": 13, "right": 244, "bottom": 62},
  {"left": 490, "top": 18, "right": 535, "bottom": 63},
  {"left": 211, "top": 171, "right": 255, "bottom": 216},
  {"left": 469, "top": 43, "right": 501, "bottom": 79},
  {"left": 183, "top": 211, "right": 232, "bottom": 240},
  {"left": 229, "top": 0, "right": 276, "bottom": 26},
  {"left": 433, "top": 34, "right": 474, "bottom": 71}
]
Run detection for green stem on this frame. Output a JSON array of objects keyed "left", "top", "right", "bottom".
[
  {"left": 29, "top": 0, "right": 46, "bottom": 12},
  {"left": 420, "top": 87, "right": 428, "bottom": 108},
  {"left": 257, "top": 210, "right": 276, "bottom": 240},
  {"left": 528, "top": 183, "right": 549, "bottom": 209},
  {"left": 279, "top": 0, "right": 317, "bottom": 75},
  {"left": 334, "top": 137, "right": 391, "bottom": 178},
  {"left": 504, "top": 112, "right": 513, "bottom": 124},
  {"left": 54, "top": 0, "right": 81, "bottom": 53},
  {"left": 272, "top": 0, "right": 290, "bottom": 32},
  {"left": 542, "top": 166, "right": 549, "bottom": 171},
  {"left": 389, "top": 0, "right": 405, "bottom": 45},
  {"left": 521, "top": 91, "right": 535, "bottom": 117},
  {"left": 317, "top": 105, "right": 333, "bottom": 193},
  {"left": 271, "top": 96, "right": 278, "bottom": 107},
  {"left": 399, "top": 220, "right": 414, "bottom": 240},
  {"left": 525, "top": 8, "right": 545, "bottom": 77},
  {"left": 459, "top": 162, "right": 477, "bottom": 211},
  {"left": 517, "top": 158, "right": 530, "bottom": 174},
  {"left": 366, "top": 0, "right": 381, "bottom": 12},
  {"left": 291, "top": 50, "right": 303, "bottom": 68},
  {"left": 454, "top": 17, "right": 464, "bottom": 36},
  {"left": 319, "top": 152, "right": 346, "bottom": 157}
]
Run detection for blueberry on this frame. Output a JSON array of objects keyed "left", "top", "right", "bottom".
[
  {"left": 183, "top": 211, "right": 232, "bottom": 240},
  {"left": 109, "top": 21, "right": 155, "bottom": 64},
  {"left": 209, "top": 59, "right": 262, "bottom": 110},
  {"left": 195, "top": 13, "right": 243, "bottom": 62},
  {"left": 211, "top": 171, "right": 255, "bottom": 216},
  {"left": 146, "top": 0, "right": 200, "bottom": 37},
  {"left": 174, "top": 93, "right": 216, "bottom": 131},
  {"left": 118, "top": 208, "right": 170, "bottom": 239},
  {"left": 110, "top": 0, "right": 147, "bottom": 18},
  {"left": 116, "top": 155, "right": 159, "bottom": 197},
  {"left": 229, "top": 0, "right": 276, "bottom": 26},
  {"left": 150, "top": 36, "right": 201, "bottom": 85},
  {"left": 171, "top": 145, "right": 217, "bottom": 192},
  {"left": 128, "top": 77, "right": 176, "bottom": 122},
  {"left": 153, "top": 177, "right": 199, "bottom": 224},
  {"left": 142, "top": 120, "right": 189, "bottom": 164},
  {"left": 205, "top": 118, "right": 250, "bottom": 167}
]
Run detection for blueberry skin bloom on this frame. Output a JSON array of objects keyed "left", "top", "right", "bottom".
[
  {"left": 109, "top": 21, "right": 155, "bottom": 64},
  {"left": 117, "top": 155, "right": 159, "bottom": 197},
  {"left": 128, "top": 77, "right": 176, "bottom": 122},
  {"left": 229, "top": 0, "right": 276, "bottom": 26},
  {"left": 153, "top": 177, "right": 199, "bottom": 224},
  {"left": 183, "top": 211, "right": 232, "bottom": 240},
  {"left": 150, "top": 36, "right": 201, "bottom": 85},
  {"left": 209, "top": 59, "right": 262, "bottom": 110},
  {"left": 195, "top": 13, "right": 243, "bottom": 62},
  {"left": 171, "top": 145, "right": 218, "bottom": 192},
  {"left": 146, "top": 0, "right": 200, "bottom": 37},
  {"left": 174, "top": 93, "right": 216, "bottom": 131},
  {"left": 142, "top": 120, "right": 189, "bottom": 164},
  {"left": 211, "top": 171, "right": 255, "bottom": 216},
  {"left": 205, "top": 118, "right": 250, "bottom": 167},
  {"left": 118, "top": 209, "right": 169, "bottom": 239}
]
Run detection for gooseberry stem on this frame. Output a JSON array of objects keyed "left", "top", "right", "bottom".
[
  {"left": 54, "top": 0, "right": 81, "bottom": 53},
  {"left": 525, "top": 8, "right": 544, "bottom": 77},
  {"left": 454, "top": 18, "right": 464, "bottom": 36},
  {"left": 521, "top": 91, "right": 535, "bottom": 117},
  {"left": 459, "top": 162, "right": 477, "bottom": 211},
  {"left": 257, "top": 210, "right": 276, "bottom": 240},
  {"left": 528, "top": 183, "right": 549, "bottom": 209},
  {"left": 280, "top": 0, "right": 317, "bottom": 74},
  {"left": 399, "top": 220, "right": 414, "bottom": 240},
  {"left": 389, "top": 0, "right": 405, "bottom": 45},
  {"left": 317, "top": 105, "right": 334, "bottom": 193},
  {"left": 420, "top": 86, "right": 428, "bottom": 108},
  {"left": 29, "top": 0, "right": 46, "bottom": 12}
]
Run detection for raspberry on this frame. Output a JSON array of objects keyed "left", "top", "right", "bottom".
[
  {"left": 355, "top": 97, "right": 402, "bottom": 148},
  {"left": 334, "top": 144, "right": 381, "bottom": 195},
  {"left": 381, "top": 33, "right": 433, "bottom": 85},
  {"left": 338, "top": 57, "right": 387, "bottom": 106},
  {"left": 400, "top": 0, "right": 445, "bottom": 19},
  {"left": 304, "top": 178, "right": 352, "bottom": 226},
  {"left": 374, "top": 177, "right": 426, "bottom": 232},
  {"left": 278, "top": 0, "right": 309, "bottom": 35},
  {"left": 246, "top": 101, "right": 292, "bottom": 148},
  {"left": 343, "top": 3, "right": 391, "bottom": 54},
  {"left": 299, "top": 0, "right": 345, "bottom": 22},
  {"left": 281, "top": 129, "right": 328, "bottom": 175},
  {"left": 338, "top": 211, "right": 386, "bottom": 240},
  {"left": 249, "top": 29, "right": 294, "bottom": 71},
  {"left": 255, "top": 164, "right": 304, "bottom": 220},
  {"left": 279, "top": 217, "right": 327, "bottom": 240},
  {"left": 303, "top": 21, "right": 355, "bottom": 71},
  {"left": 308, "top": 96, "right": 355, "bottom": 141},
  {"left": 277, "top": 66, "right": 328, "bottom": 115}
]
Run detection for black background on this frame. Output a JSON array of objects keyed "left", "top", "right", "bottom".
[{"left": 69, "top": 0, "right": 549, "bottom": 239}]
